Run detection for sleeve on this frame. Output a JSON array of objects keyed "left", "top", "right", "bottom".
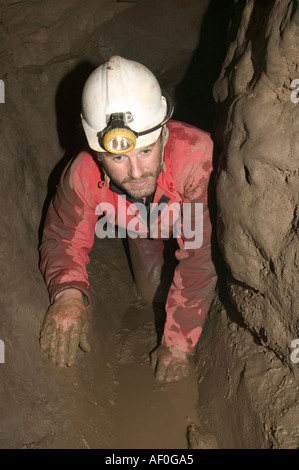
[
  {"left": 162, "top": 133, "right": 218, "bottom": 354},
  {"left": 39, "top": 156, "right": 99, "bottom": 305}
]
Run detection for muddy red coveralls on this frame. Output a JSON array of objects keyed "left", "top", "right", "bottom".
[{"left": 40, "top": 120, "right": 218, "bottom": 354}]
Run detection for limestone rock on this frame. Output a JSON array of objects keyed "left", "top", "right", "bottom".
[{"left": 213, "top": 0, "right": 299, "bottom": 367}]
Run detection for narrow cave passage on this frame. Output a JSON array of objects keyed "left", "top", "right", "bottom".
[{"left": 2, "top": 0, "right": 298, "bottom": 451}]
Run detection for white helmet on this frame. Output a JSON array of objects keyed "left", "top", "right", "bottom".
[{"left": 81, "top": 56, "right": 173, "bottom": 154}]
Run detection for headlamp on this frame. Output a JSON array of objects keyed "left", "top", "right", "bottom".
[
  {"left": 97, "top": 92, "right": 174, "bottom": 155},
  {"left": 100, "top": 113, "right": 138, "bottom": 154}
]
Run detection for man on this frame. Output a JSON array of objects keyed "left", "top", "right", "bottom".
[{"left": 39, "top": 56, "right": 217, "bottom": 383}]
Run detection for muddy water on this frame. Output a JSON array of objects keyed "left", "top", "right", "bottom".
[{"left": 111, "top": 303, "right": 199, "bottom": 449}]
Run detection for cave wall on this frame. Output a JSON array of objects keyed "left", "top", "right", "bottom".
[
  {"left": 214, "top": 0, "right": 299, "bottom": 369},
  {"left": 195, "top": 0, "right": 299, "bottom": 449}
]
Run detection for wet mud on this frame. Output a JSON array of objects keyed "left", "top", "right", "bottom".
[{"left": 111, "top": 304, "right": 199, "bottom": 449}]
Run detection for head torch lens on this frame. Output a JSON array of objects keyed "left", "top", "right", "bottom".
[
  {"left": 109, "top": 136, "right": 133, "bottom": 152},
  {"left": 103, "top": 128, "right": 137, "bottom": 154}
]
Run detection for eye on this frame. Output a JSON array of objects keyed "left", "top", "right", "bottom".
[
  {"left": 112, "top": 155, "right": 126, "bottom": 163},
  {"left": 140, "top": 148, "right": 152, "bottom": 157}
]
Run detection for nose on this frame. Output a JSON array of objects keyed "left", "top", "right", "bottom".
[{"left": 128, "top": 157, "right": 143, "bottom": 179}]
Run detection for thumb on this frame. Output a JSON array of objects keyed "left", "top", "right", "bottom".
[
  {"left": 79, "top": 324, "right": 91, "bottom": 353},
  {"left": 150, "top": 346, "right": 159, "bottom": 370}
]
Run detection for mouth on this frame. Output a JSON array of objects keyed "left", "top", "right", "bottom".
[{"left": 128, "top": 177, "right": 149, "bottom": 187}]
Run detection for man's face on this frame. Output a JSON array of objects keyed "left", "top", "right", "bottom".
[{"left": 98, "top": 138, "right": 162, "bottom": 199}]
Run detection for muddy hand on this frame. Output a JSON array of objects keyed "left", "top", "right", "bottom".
[
  {"left": 150, "top": 345, "right": 191, "bottom": 384},
  {"left": 40, "top": 294, "right": 90, "bottom": 367}
]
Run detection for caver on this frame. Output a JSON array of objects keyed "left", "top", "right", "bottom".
[{"left": 39, "top": 56, "right": 218, "bottom": 383}]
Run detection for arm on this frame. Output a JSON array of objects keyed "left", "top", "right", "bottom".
[
  {"left": 162, "top": 132, "right": 217, "bottom": 354},
  {"left": 39, "top": 154, "right": 99, "bottom": 366},
  {"left": 39, "top": 155, "right": 99, "bottom": 304},
  {"left": 152, "top": 129, "right": 217, "bottom": 383},
  {"left": 162, "top": 193, "right": 217, "bottom": 353}
]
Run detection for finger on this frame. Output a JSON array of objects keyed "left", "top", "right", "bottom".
[
  {"left": 48, "top": 328, "right": 60, "bottom": 364},
  {"left": 164, "top": 361, "right": 179, "bottom": 383},
  {"left": 56, "top": 329, "right": 70, "bottom": 367},
  {"left": 40, "top": 331, "right": 52, "bottom": 352},
  {"left": 79, "top": 322, "right": 91, "bottom": 352},
  {"left": 165, "top": 360, "right": 190, "bottom": 384},
  {"left": 79, "top": 330, "right": 91, "bottom": 353},
  {"left": 154, "top": 360, "right": 169, "bottom": 383},
  {"left": 65, "top": 324, "right": 81, "bottom": 366},
  {"left": 40, "top": 321, "right": 56, "bottom": 352}
]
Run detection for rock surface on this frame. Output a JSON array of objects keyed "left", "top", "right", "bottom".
[{"left": 208, "top": 0, "right": 299, "bottom": 448}]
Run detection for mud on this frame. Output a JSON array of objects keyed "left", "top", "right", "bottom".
[{"left": 112, "top": 304, "right": 199, "bottom": 449}]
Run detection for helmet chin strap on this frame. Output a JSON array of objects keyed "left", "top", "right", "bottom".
[
  {"left": 104, "top": 169, "right": 110, "bottom": 185},
  {"left": 160, "top": 125, "right": 169, "bottom": 172}
]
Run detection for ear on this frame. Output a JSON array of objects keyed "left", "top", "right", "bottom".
[{"left": 160, "top": 126, "right": 169, "bottom": 172}]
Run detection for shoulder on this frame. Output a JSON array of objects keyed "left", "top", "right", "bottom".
[
  {"left": 166, "top": 120, "right": 213, "bottom": 155},
  {"left": 59, "top": 151, "right": 102, "bottom": 208},
  {"left": 164, "top": 121, "right": 214, "bottom": 199},
  {"left": 165, "top": 120, "right": 213, "bottom": 172},
  {"left": 68, "top": 151, "right": 100, "bottom": 179},
  {"left": 62, "top": 151, "right": 102, "bottom": 188}
]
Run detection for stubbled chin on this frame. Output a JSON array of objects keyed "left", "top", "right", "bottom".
[
  {"left": 125, "top": 179, "right": 156, "bottom": 199},
  {"left": 125, "top": 187, "right": 152, "bottom": 198}
]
